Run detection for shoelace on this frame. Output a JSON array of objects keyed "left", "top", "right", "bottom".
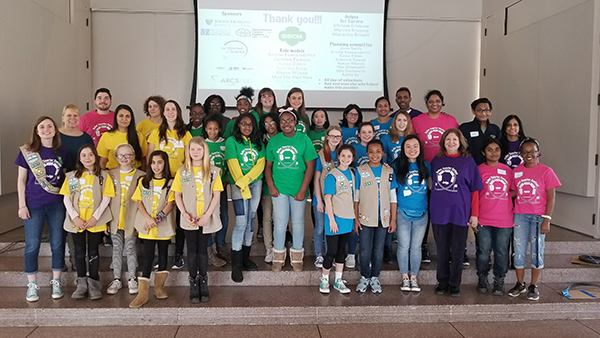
[{"left": 28, "top": 283, "right": 40, "bottom": 293}]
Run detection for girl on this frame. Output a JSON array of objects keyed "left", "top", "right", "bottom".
[
  {"left": 260, "top": 112, "right": 279, "bottom": 143},
  {"left": 173, "top": 137, "right": 224, "bottom": 303},
  {"left": 129, "top": 150, "right": 176, "bottom": 308},
  {"left": 508, "top": 138, "right": 560, "bottom": 301},
  {"left": 259, "top": 112, "right": 279, "bottom": 263},
  {"left": 137, "top": 95, "right": 166, "bottom": 138},
  {"left": 59, "top": 104, "right": 94, "bottom": 171},
  {"left": 339, "top": 104, "right": 363, "bottom": 145},
  {"left": 61, "top": 144, "right": 115, "bottom": 300},
  {"left": 265, "top": 107, "right": 318, "bottom": 272},
  {"left": 307, "top": 109, "right": 330, "bottom": 152},
  {"left": 500, "top": 115, "right": 526, "bottom": 169},
  {"left": 381, "top": 111, "right": 413, "bottom": 165},
  {"left": 319, "top": 144, "right": 357, "bottom": 294},
  {"left": 255, "top": 87, "right": 278, "bottom": 115},
  {"left": 98, "top": 104, "right": 147, "bottom": 171},
  {"left": 353, "top": 122, "right": 375, "bottom": 167},
  {"left": 204, "top": 94, "right": 230, "bottom": 132},
  {"left": 225, "top": 113, "right": 266, "bottom": 282},
  {"left": 475, "top": 139, "right": 514, "bottom": 296},
  {"left": 430, "top": 129, "right": 483, "bottom": 297},
  {"left": 313, "top": 126, "right": 343, "bottom": 268},
  {"left": 371, "top": 96, "right": 392, "bottom": 139},
  {"left": 354, "top": 139, "right": 398, "bottom": 294},
  {"left": 106, "top": 143, "right": 145, "bottom": 295},
  {"left": 223, "top": 87, "right": 255, "bottom": 138},
  {"left": 394, "top": 135, "right": 431, "bottom": 292},
  {"left": 16, "top": 116, "right": 70, "bottom": 302},
  {"left": 187, "top": 103, "right": 206, "bottom": 137},
  {"left": 285, "top": 87, "right": 310, "bottom": 134}
]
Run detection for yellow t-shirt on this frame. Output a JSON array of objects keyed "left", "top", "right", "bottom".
[
  {"left": 116, "top": 169, "right": 137, "bottom": 230},
  {"left": 136, "top": 118, "right": 161, "bottom": 139},
  {"left": 172, "top": 167, "right": 224, "bottom": 219},
  {"left": 147, "top": 129, "right": 192, "bottom": 177},
  {"left": 97, "top": 130, "right": 148, "bottom": 170},
  {"left": 59, "top": 172, "right": 116, "bottom": 233},
  {"left": 131, "top": 178, "right": 175, "bottom": 240}
]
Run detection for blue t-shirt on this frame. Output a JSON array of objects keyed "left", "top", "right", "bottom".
[
  {"left": 355, "top": 164, "right": 399, "bottom": 220},
  {"left": 323, "top": 168, "right": 355, "bottom": 235},
  {"left": 371, "top": 118, "right": 392, "bottom": 139},
  {"left": 353, "top": 143, "right": 369, "bottom": 167},
  {"left": 381, "top": 134, "right": 403, "bottom": 164},
  {"left": 313, "top": 150, "right": 337, "bottom": 206},
  {"left": 341, "top": 127, "right": 359, "bottom": 145},
  {"left": 396, "top": 161, "right": 431, "bottom": 220}
]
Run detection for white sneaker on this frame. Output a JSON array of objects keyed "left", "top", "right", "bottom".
[
  {"left": 128, "top": 278, "right": 138, "bottom": 294},
  {"left": 264, "top": 248, "right": 274, "bottom": 264},
  {"left": 345, "top": 254, "right": 356, "bottom": 269},
  {"left": 107, "top": 279, "right": 122, "bottom": 295},
  {"left": 314, "top": 255, "right": 324, "bottom": 268},
  {"left": 400, "top": 278, "right": 411, "bottom": 292},
  {"left": 319, "top": 277, "right": 330, "bottom": 294}
]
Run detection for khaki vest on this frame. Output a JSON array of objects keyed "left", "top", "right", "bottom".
[
  {"left": 357, "top": 164, "right": 393, "bottom": 227},
  {"left": 133, "top": 178, "right": 175, "bottom": 238},
  {"left": 178, "top": 167, "right": 222, "bottom": 234},
  {"left": 63, "top": 170, "right": 114, "bottom": 233},
  {"left": 317, "top": 150, "right": 336, "bottom": 199},
  {"left": 107, "top": 168, "right": 145, "bottom": 237},
  {"left": 327, "top": 168, "right": 355, "bottom": 219}
]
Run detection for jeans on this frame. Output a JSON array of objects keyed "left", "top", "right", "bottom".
[
  {"left": 323, "top": 233, "right": 350, "bottom": 270},
  {"left": 262, "top": 195, "right": 274, "bottom": 250},
  {"left": 230, "top": 180, "right": 262, "bottom": 251},
  {"left": 358, "top": 223, "right": 387, "bottom": 278},
  {"left": 396, "top": 211, "right": 429, "bottom": 276},
  {"left": 73, "top": 231, "right": 104, "bottom": 279},
  {"left": 475, "top": 225, "right": 512, "bottom": 278},
  {"left": 312, "top": 205, "right": 327, "bottom": 256},
  {"left": 432, "top": 223, "right": 468, "bottom": 289},
  {"left": 111, "top": 229, "right": 138, "bottom": 280},
  {"left": 347, "top": 230, "right": 359, "bottom": 255},
  {"left": 513, "top": 213, "right": 546, "bottom": 269},
  {"left": 184, "top": 229, "right": 209, "bottom": 278},
  {"left": 24, "top": 202, "right": 66, "bottom": 274},
  {"left": 272, "top": 194, "right": 306, "bottom": 250}
]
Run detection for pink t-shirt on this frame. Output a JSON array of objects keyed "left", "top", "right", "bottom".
[
  {"left": 79, "top": 110, "right": 115, "bottom": 146},
  {"left": 478, "top": 163, "right": 514, "bottom": 228},
  {"left": 511, "top": 163, "right": 561, "bottom": 215},
  {"left": 412, "top": 113, "right": 459, "bottom": 162}
]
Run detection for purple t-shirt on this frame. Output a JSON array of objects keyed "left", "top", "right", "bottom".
[
  {"left": 15, "top": 146, "right": 69, "bottom": 208},
  {"left": 502, "top": 140, "right": 523, "bottom": 169},
  {"left": 430, "top": 155, "right": 483, "bottom": 226}
]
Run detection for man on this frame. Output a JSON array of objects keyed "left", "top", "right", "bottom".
[
  {"left": 459, "top": 98, "right": 501, "bottom": 165},
  {"left": 79, "top": 88, "right": 115, "bottom": 146},
  {"left": 390, "top": 87, "right": 423, "bottom": 119}
]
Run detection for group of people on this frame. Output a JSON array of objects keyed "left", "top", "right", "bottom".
[{"left": 15, "top": 85, "right": 560, "bottom": 307}]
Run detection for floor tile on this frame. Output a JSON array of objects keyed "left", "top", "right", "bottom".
[
  {"left": 27, "top": 326, "right": 179, "bottom": 338},
  {"left": 579, "top": 319, "right": 600, "bottom": 335},
  {"left": 452, "top": 320, "right": 600, "bottom": 338},
  {"left": 176, "top": 325, "right": 320, "bottom": 338},
  {"left": 0, "top": 326, "right": 36, "bottom": 338},
  {"left": 318, "top": 323, "right": 462, "bottom": 338}
]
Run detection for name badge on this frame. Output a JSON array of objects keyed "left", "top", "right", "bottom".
[
  {"left": 497, "top": 169, "right": 506, "bottom": 175},
  {"left": 470, "top": 131, "right": 479, "bottom": 137},
  {"left": 403, "top": 189, "right": 412, "bottom": 197},
  {"left": 515, "top": 172, "right": 523, "bottom": 178},
  {"left": 153, "top": 185, "right": 162, "bottom": 192},
  {"left": 172, "top": 140, "right": 184, "bottom": 148}
]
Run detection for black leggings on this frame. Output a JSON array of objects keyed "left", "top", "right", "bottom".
[
  {"left": 184, "top": 229, "right": 209, "bottom": 278},
  {"left": 174, "top": 210, "right": 184, "bottom": 256},
  {"left": 142, "top": 239, "right": 169, "bottom": 278},
  {"left": 323, "top": 232, "right": 350, "bottom": 270},
  {"left": 72, "top": 231, "right": 104, "bottom": 279}
]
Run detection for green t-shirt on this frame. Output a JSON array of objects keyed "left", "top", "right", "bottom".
[
  {"left": 224, "top": 136, "right": 265, "bottom": 184},
  {"left": 206, "top": 138, "right": 227, "bottom": 181},
  {"left": 222, "top": 120, "right": 235, "bottom": 139},
  {"left": 307, "top": 129, "right": 326, "bottom": 152},
  {"left": 266, "top": 132, "right": 318, "bottom": 197},
  {"left": 295, "top": 121, "right": 308, "bottom": 134},
  {"left": 189, "top": 126, "right": 203, "bottom": 137}
]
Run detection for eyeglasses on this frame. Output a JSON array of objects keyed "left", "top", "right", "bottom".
[
  {"left": 475, "top": 108, "right": 492, "bottom": 113},
  {"left": 520, "top": 150, "right": 538, "bottom": 156},
  {"left": 239, "top": 122, "right": 252, "bottom": 127},
  {"left": 116, "top": 154, "right": 134, "bottom": 159},
  {"left": 210, "top": 102, "right": 221, "bottom": 106},
  {"left": 280, "top": 119, "right": 295, "bottom": 124},
  {"left": 347, "top": 112, "right": 359, "bottom": 117},
  {"left": 328, "top": 134, "right": 342, "bottom": 139},
  {"left": 264, "top": 121, "right": 276, "bottom": 126}
]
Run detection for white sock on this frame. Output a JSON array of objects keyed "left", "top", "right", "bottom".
[
  {"left": 335, "top": 271, "right": 343, "bottom": 281},
  {"left": 321, "top": 273, "right": 329, "bottom": 282}
]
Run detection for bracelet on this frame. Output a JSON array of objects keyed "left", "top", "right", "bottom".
[
  {"left": 19, "top": 206, "right": 27, "bottom": 210},
  {"left": 541, "top": 215, "right": 552, "bottom": 220},
  {"left": 155, "top": 211, "right": 167, "bottom": 223}
]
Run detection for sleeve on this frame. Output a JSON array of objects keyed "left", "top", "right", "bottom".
[
  {"left": 96, "top": 134, "right": 109, "bottom": 158},
  {"left": 390, "top": 188, "right": 397, "bottom": 203},
  {"left": 78, "top": 115, "right": 87, "bottom": 133},
  {"left": 183, "top": 131, "right": 192, "bottom": 145},
  {"left": 265, "top": 140, "right": 275, "bottom": 162},
  {"left": 227, "top": 158, "right": 245, "bottom": 183},
  {"left": 544, "top": 167, "right": 562, "bottom": 189},
  {"left": 59, "top": 179, "right": 70, "bottom": 196},
  {"left": 64, "top": 195, "right": 79, "bottom": 219},
  {"left": 212, "top": 174, "right": 224, "bottom": 192},
  {"left": 470, "top": 190, "right": 479, "bottom": 217},
  {"left": 103, "top": 174, "right": 116, "bottom": 198},
  {"left": 470, "top": 159, "right": 484, "bottom": 192},
  {"left": 167, "top": 189, "right": 175, "bottom": 202},
  {"left": 323, "top": 174, "right": 336, "bottom": 196},
  {"left": 224, "top": 138, "right": 237, "bottom": 161},
  {"left": 92, "top": 195, "right": 112, "bottom": 220},
  {"left": 147, "top": 130, "right": 158, "bottom": 147},
  {"left": 14, "top": 151, "right": 27, "bottom": 168},
  {"left": 131, "top": 179, "right": 143, "bottom": 201},
  {"left": 222, "top": 121, "right": 235, "bottom": 139},
  {"left": 354, "top": 172, "right": 361, "bottom": 202},
  {"left": 171, "top": 170, "right": 183, "bottom": 193},
  {"left": 315, "top": 156, "right": 323, "bottom": 172}
]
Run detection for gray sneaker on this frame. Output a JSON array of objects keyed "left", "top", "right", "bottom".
[
  {"left": 410, "top": 278, "right": 421, "bottom": 292},
  {"left": 370, "top": 277, "right": 382, "bottom": 293},
  {"left": 527, "top": 284, "right": 539, "bottom": 301},
  {"left": 356, "top": 276, "right": 370, "bottom": 293},
  {"left": 400, "top": 278, "right": 411, "bottom": 292},
  {"left": 106, "top": 279, "right": 122, "bottom": 295}
]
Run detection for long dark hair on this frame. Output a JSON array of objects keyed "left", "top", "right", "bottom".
[
  {"left": 232, "top": 113, "right": 263, "bottom": 151},
  {"left": 26, "top": 116, "right": 62, "bottom": 153},
  {"left": 339, "top": 104, "right": 363, "bottom": 128},
  {"left": 500, "top": 114, "right": 526, "bottom": 159},
  {"left": 75, "top": 144, "right": 102, "bottom": 178},
  {"left": 394, "top": 135, "right": 429, "bottom": 185},
  {"left": 310, "top": 109, "right": 330, "bottom": 130},
  {"left": 259, "top": 112, "right": 279, "bottom": 139},
  {"left": 158, "top": 100, "right": 187, "bottom": 143},
  {"left": 142, "top": 150, "right": 171, "bottom": 189},
  {"left": 108, "top": 104, "right": 142, "bottom": 162}
]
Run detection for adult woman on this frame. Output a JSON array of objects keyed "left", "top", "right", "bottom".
[
  {"left": 203, "top": 94, "right": 230, "bottom": 132},
  {"left": 371, "top": 96, "right": 392, "bottom": 139},
  {"left": 285, "top": 87, "right": 310, "bottom": 134},
  {"left": 136, "top": 95, "right": 166, "bottom": 138},
  {"left": 255, "top": 87, "right": 278, "bottom": 115},
  {"left": 16, "top": 116, "right": 70, "bottom": 301},
  {"left": 59, "top": 104, "right": 94, "bottom": 171},
  {"left": 430, "top": 129, "right": 483, "bottom": 297},
  {"left": 340, "top": 104, "right": 363, "bottom": 145},
  {"left": 499, "top": 115, "right": 526, "bottom": 169}
]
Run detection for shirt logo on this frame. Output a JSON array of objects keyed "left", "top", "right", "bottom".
[
  {"left": 276, "top": 145, "right": 298, "bottom": 169},
  {"left": 484, "top": 175, "right": 509, "bottom": 200},
  {"left": 423, "top": 127, "right": 446, "bottom": 148},
  {"left": 434, "top": 166, "right": 458, "bottom": 193},
  {"left": 516, "top": 178, "right": 540, "bottom": 204}
]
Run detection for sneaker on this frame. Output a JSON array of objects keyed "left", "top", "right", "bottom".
[
  {"left": 333, "top": 278, "right": 351, "bottom": 294},
  {"left": 345, "top": 254, "right": 356, "bottom": 269},
  {"left": 50, "top": 279, "right": 64, "bottom": 299},
  {"left": 106, "top": 279, "right": 122, "bottom": 295},
  {"left": 527, "top": 284, "right": 539, "bottom": 301},
  {"left": 410, "top": 278, "right": 421, "bottom": 292},
  {"left": 434, "top": 284, "right": 447, "bottom": 295},
  {"left": 508, "top": 282, "right": 527, "bottom": 297},
  {"left": 492, "top": 278, "right": 504, "bottom": 296},
  {"left": 128, "top": 278, "right": 138, "bottom": 294},
  {"left": 356, "top": 276, "right": 370, "bottom": 293},
  {"left": 172, "top": 254, "right": 184, "bottom": 269},
  {"left": 400, "top": 278, "right": 411, "bottom": 292},
  {"left": 449, "top": 286, "right": 461, "bottom": 297},
  {"left": 463, "top": 253, "right": 470, "bottom": 267},
  {"left": 264, "top": 248, "right": 274, "bottom": 264},
  {"left": 370, "top": 277, "right": 382, "bottom": 294},
  {"left": 314, "top": 255, "right": 324, "bottom": 269},
  {"left": 421, "top": 248, "right": 431, "bottom": 263},
  {"left": 26, "top": 282, "right": 40, "bottom": 302},
  {"left": 319, "top": 277, "right": 330, "bottom": 294},
  {"left": 477, "top": 276, "right": 488, "bottom": 294}
]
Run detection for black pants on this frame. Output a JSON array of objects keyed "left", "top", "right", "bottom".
[
  {"left": 174, "top": 210, "right": 184, "bottom": 256},
  {"left": 142, "top": 239, "right": 169, "bottom": 278},
  {"left": 432, "top": 223, "right": 468, "bottom": 289},
  {"left": 323, "top": 232, "right": 350, "bottom": 270},
  {"left": 72, "top": 231, "right": 104, "bottom": 279},
  {"left": 184, "top": 229, "right": 209, "bottom": 278}
]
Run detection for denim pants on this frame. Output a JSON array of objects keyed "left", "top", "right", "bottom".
[
  {"left": 513, "top": 213, "right": 546, "bottom": 269},
  {"left": 231, "top": 180, "right": 262, "bottom": 251},
  {"left": 207, "top": 187, "right": 229, "bottom": 247},
  {"left": 475, "top": 225, "right": 512, "bottom": 278},
  {"left": 347, "top": 230, "right": 359, "bottom": 255},
  {"left": 272, "top": 194, "right": 306, "bottom": 250},
  {"left": 359, "top": 223, "right": 387, "bottom": 278},
  {"left": 396, "top": 211, "right": 429, "bottom": 276},
  {"left": 111, "top": 229, "right": 138, "bottom": 280},
  {"left": 432, "top": 223, "right": 468, "bottom": 289},
  {"left": 312, "top": 205, "right": 328, "bottom": 256},
  {"left": 24, "top": 202, "right": 66, "bottom": 274}
]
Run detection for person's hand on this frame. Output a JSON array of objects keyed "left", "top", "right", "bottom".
[
  {"left": 18, "top": 207, "right": 30, "bottom": 220},
  {"left": 144, "top": 217, "right": 157, "bottom": 231},
  {"left": 183, "top": 212, "right": 195, "bottom": 225},
  {"left": 268, "top": 185, "right": 279, "bottom": 197},
  {"left": 388, "top": 221, "right": 396, "bottom": 233},
  {"left": 540, "top": 218, "right": 551, "bottom": 234},
  {"left": 329, "top": 220, "right": 339, "bottom": 234},
  {"left": 354, "top": 220, "right": 362, "bottom": 234},
  {"left": 105, "top": 225, "right": 110, "bottom": 235},
  {"left": 73, "top": 216, "right": 86, "bottom": 230},
  {"left": 294, "top": 190, "right": 306, "bottom": 201},
  {"left": 316, "top": 200, "right": 325, "bottom": 213},
  {"left": 84, "top": 217, "right": 98, "bottom": 229},
  {"left": 468, "top": 216, "right": 478, "bottom": 232},
  {"left": 196, "top": 214, "right": 211, "bottom": 227}
]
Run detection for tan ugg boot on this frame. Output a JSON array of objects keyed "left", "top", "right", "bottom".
[
  {"left": 153, "top": 271, "right": 169, "bottom": 299},
  {"left": 271, "top": 248, "right": 287, "bottom": 272},
  {"left": 290, "top": 248, "right": 304, "bottom": 272},
  {"left": 129, "top": 277, "right": 150, "bottom": 308}
]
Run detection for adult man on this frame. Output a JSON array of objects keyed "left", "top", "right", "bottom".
[
  {"left": 79, "top": 88, "right": 115, "bottom": 146},
  {"left": 390, "top": 87, "right": 423, "bottom": 119},
  {"left": 459, "top": 98, "right": 501, "bottom": 165}
]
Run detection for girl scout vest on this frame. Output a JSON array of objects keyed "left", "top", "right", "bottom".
[
  {"left": 318, "top": 150, "right": 336, "bottom": 199},
  {"left": 133, "top": 178, "right": 176, "bottom": 238},
  {"left": 356, "top": 164, "right": 393, "bottom": 227},
  {"left": 108, "top": 168, "right": 145, "bottom": 238},
  {"left": 327, "top": 168, "right": 355, "bottom": 219},
  {"left": 63, "top": 170, "right": 114, "bottom": 233},
  {"left": 178, "top": 167, "right": 222, "bottom": 234}
]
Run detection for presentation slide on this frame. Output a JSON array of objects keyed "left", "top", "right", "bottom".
[{"left": 194, "top": 1, "right": 387, "bottom": 108}]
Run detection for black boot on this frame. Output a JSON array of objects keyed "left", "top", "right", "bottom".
[
  {"left": 242, "top": 245, "right": 258, "bottom": 270},
  {"left": 383, "top": 245, "right": 393, "bottom": 264},
  {"left": 198, "top": 274, "right": 209, "bottom": 302},
  {"left": 189, "top": 276, "right": 200, "bottom": 303},
  {"left": 231, "top": 250, "right": 243, "bottom": 283}
]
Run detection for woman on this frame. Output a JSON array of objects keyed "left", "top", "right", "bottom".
[
  {"left": 499, "top": 115, "right": 526, "bottom": 169},
  {"left": 285, "top": 87, "right": 310, "bottom": 134},
  {"left": 204, "top": 94, "right": 230, "bottom": 132},
  {"left": 136, "top": 95, "right": 166, "bottom": 138},
  {"left": 255, "top": 87, "right": 278, "bottom": 115},
  {"left": 59, "top": 104, "right": 94, "bottom": 171},
  {"left": 339, "top": 104, "right": 363, "bottom": 145},
  {"left": 16, "top": 116, "right": 70, "bottom": 302},
  {"left": 371, "top": 96, "right": 392, "bottom": 139}
]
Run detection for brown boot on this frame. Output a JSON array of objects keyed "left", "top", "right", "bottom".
[
  {"left": 208, "top": 245, "right": 227, "bottom": 267},
  {"left": 129, "top": 277, "right": 150, "bottom": 308},
  {"left": 271, "top": 248, "right": 287, "bottom": 272},
  {"left": 216, "top": 244, "right": 230, "bottom": 261},
  {"left": 153, "top": 271, "right": 169, "bottom": 299},
  {"left": 290, "top": 248, "right": 304, "bottom": 272}
]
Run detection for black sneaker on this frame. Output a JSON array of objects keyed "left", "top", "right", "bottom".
[
  {"left": 172, "top": 254, "right": 184, "bottom": 269},
  {"left": 492, "top": 278, "right": 504, "bottom": 296},
  {"left": 434, "top": 284, "right": 447, "bottom": 295},
  {"left": 383, "top": 245, "right": 393, "bottom": 264},
  {"left": 421, "top": 248, "right": 431, "bottom": 263},
  {"left": 477, "top": 276, "right": 488, "bottom": 294},
  {"left": 508, "top": 282, "right": 527, "bottom": 297},
  {"left": 526, "top": 284, "right": 539, "bottom": 301},
  {"left": 449, "top": 286, "right": 461, "bottom": 297}
]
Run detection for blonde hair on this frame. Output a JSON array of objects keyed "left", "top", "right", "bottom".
[
  {"left": 389, "top": 111, "right": 413, "bottom": 143},
  {"left": 61, "top": 104, "right": 80, "bottom": 128},
  {"left": 115, "top": 143, "right": 135, "bottom": 156},
  {"left": 183, "top": 136, "right": 212, "bottom": 187}
]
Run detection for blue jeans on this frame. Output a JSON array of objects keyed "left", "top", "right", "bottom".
[
  {"left": 513, "top": 213, "right": 546, "bottom": 269},
  {"left": 359, "top": 223, "right": 387, "bottom": 278},
  {"left": 272, "top": 194, "right": 306, "bottom": 250},
  {"left": 208, "top": 187, "right": 229, "bottom": 247},
  {"left": 347, "top": 230, "right": 359, "bottom": 255},
  {"left": 396, "top": 211, "right": 428, "bottom": 276},
  {"left": 24, "top": 202, "right": 66, "bottom": 274},
  {"left": 475, "top": 225, "right": 512, "bottom": 278},
  {"left": 312, "top": 205, "right": 327, "bottom": 256},
  {"left": 230, "top": 180, "right": 262, "bottom": 251}
]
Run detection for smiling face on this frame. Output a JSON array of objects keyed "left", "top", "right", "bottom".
[
  {"left": 376, "top": 99, "right": 390, "bottom": 117},
  {"left": 473, "top": 103, "right": 492, "bottom": 123},
  {"left": 116, "top": 146, "right": 135, "bottom": 166},
  {"left": 116, "top": 109, "right": 132, "bottom": 130},
  {"left": 279, "top": 112, "right": 296, "bottom": 135},
  {"left": 426, "top": 94, "right": 443, "bottom": 114},
  {"left": 264, "top": 116, "right": 277, "bottom": 135},
  {"left": 239, "top": 116, "right": 253, "bottom": 137},
  {"left": 444, "top": 132, "right": 460, "bottom": 155},
  {"left": 205, "top": 120, "right": 220, "bottom": 141},
  {"left": 327, "top": 129, "right": 342, "bottom": 149},
  {"left": 209, "top": 98, "right": 222, "bottom": 114},
  {"left": 288, "top": 92, "right": 303, "bottom": 110},
  {"left": 358, "top": 125, "right": 374, "bottom": 144},
  {"left": 189, "top": 142, "right": 205, "bottom": 163},
  {"left": 395, "top": 114, "right": 408, "bottom": 132},
  {"left": 37, "top": 119, "right": 56, "bottom": 140},
  {"left": 395, "top": 90, "right": 412, "bottom": 111},
  {"left": 404, "top": 138, "right": 420, "bottom": 162},
  {"left": 484, "top": 142, "right": 501, "bottom": 164},
  {"left": 148, "top": 100, "right": 161, "bottom": 118},
  {"left": 189, "top": 105, "right": 205, "bottom": 127},
  {"left": 367, "top": 143, "right": 383, "bottom": 165},
  {"left": 260, "top": 91, "right": 274, "bottom": 110},
  {"left": 346, "top": 109, "right": 359, "bottom": 125},
  {"left": 163, "top": 102, "right": 178, "bottom": 123},
  {"left": 236, "top": 99, "right": 251, "bottom": 115},
  {"left": 505, "top": 118, "right": 520, "bottom": 138},
  {"left": 520, "top": 142, "right": 539, "bottom": 167},
  {"left": 79, "top": 147, "right": 96, "bottom": 170},
  {"left": 62, "top": 108, "right": 80, "bottom": 129},
  {"left": 150, "top": 155, "right": 165, "bottom": 178},
  {"left": 338, "top": 148, "right": 354, "bottom": 167},
  {"left": 312, "top": 110, "right": 326, "bottom": 128},
  {"left": 94, "top": 92, "right": 111, "bottom": 112}
]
